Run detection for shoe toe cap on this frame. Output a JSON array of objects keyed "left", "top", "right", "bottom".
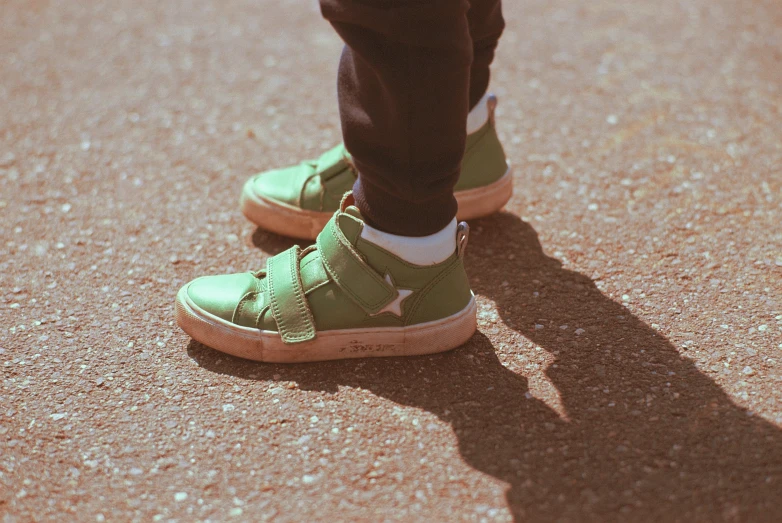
[
  {"left": 185, "top": 273, "right": 258, "bottom": 323},
  {"left": 251, "top": 166, "right": 312, "bottom": 207}
]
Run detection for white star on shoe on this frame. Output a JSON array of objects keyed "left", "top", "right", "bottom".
[{"left": 374, "top": 273, "right": 413, "bottom": 317}]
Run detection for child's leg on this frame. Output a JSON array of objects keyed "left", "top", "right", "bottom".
[
  {"left": 320, "top": 0, "right": 474, "bottom": 236},
  {"left": 239, "top": 0, "right": 508, "bottom": 240},
  {"left": 467, "top": 0, "right": 505, "bottom": 110}
]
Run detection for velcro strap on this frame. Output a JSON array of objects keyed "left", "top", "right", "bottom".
[
  {"left": 317, "top": 144, "right": 351, "bottom": 180},
  {"left": 316, "top": 216, "right": 395, "bottom": 315},
  {"left": 266, "top": 246, "right": 316, "bottom": 344}
]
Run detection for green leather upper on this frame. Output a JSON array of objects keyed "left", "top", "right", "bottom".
[
  {"left": 316, "top": 214, "right": 396, "bottom": 315},
  {"left": 249, "top": 117, "right": 507, "bottom": 212},
  {"left": 186, "top": 205, "right": 473, "bottom": 344},
  {"left": 455, "top": 118, "right": 509, "bottom": 191},
  {"left": 266, "top": 245, "right": 316, "bottom": 343}
]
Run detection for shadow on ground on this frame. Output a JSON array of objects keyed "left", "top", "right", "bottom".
[
  {"left": 189, "top": 213, "right": 782, "bottom": 521},
  {"left": 249, "top": 227, "right": 302, "bottom": 256}
]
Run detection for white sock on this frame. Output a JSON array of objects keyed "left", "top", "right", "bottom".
[
  {"left": 353, "top": 93, "right": 487, "bottom": 266},
  {"left": 466, "top": 92, "right": 492, "bottom": 134},
  {"left": 360, "top": 218, "right": 457, "bottom": 266}
]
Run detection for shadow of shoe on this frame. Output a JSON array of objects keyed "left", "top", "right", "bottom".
[
  {"left": 188, "top": 212, "right": 782, "bottom": 522},
  {"left": 250, "top": 226, "right": 306, "bottom": 256},
  {"left": 250, "top": 227, "right": 314, "bottom": 256}
]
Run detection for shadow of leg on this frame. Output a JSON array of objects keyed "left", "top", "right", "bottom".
[
  {"left": 468, "top": 213, "right": 782, "bottom": 521},
  {"left": 187, "top": 213, "right": 782, "bottom": 522}
]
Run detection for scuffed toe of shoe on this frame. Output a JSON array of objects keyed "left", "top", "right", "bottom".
[{"left": 186, "top": 273, "right": 259, "bottom": 323}]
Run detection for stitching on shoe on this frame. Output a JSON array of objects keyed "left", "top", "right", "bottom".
[
  {"left": 319, "top": 222, "right": 393, "bottom": 311},
  {"left": 287, "top": 247, "right": 315, "bottom": 340},
  {"left": 254, "top": 303, "right": 272, "bottom": 329},
  {"left": 403, "top": 259, "right": 462, "bottom": 324},
  {"left": 233, "top": 291, "right": 256, "bottom": 325},
  {"left": 305, "top": 279, "right": 330, "bottom": 295},
  {"left": 267, "top": 258, "right": 284, "bottom": 335},
  {"left": 299, "top": 255, "right": 318, "bottom": 271},
  {"left": 268, "top": 247, "right": 315, "bottom": 342}
]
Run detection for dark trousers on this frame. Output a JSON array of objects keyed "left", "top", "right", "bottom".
[{"left": 320, "top": 0, "right": 504, "bottom": 236}]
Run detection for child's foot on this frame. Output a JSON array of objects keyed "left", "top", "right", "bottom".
[
  {"left": 176, "top": 195, "right": 476, "bottom": 362},
  {"left": 240, "top": 94, "right": 511, "bottom": 239}
]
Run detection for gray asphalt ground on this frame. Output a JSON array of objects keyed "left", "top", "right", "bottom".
[{"left": 1, "top": 0, "right": 781, "bottom": 521}]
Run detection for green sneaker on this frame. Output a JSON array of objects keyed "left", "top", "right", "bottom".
[
  {"left": 176, "top": 195, "right": 476, "bottom": 362},
  {"left": 240, "top": 94, "right": 511, "bottom": 239}
]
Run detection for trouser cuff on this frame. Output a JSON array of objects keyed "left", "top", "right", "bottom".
[{"left": 352, "top": 176, "right": 458, "bottom": 237}]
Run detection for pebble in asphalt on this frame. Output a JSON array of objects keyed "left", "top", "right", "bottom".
[{"left": 1, "top": 0, "right": 781, "bottom": 521}]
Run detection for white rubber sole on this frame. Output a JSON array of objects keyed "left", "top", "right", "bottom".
[
  {"left": 176, "top": 285, "right": 477, "bottom": 363},
  {"left": 240, "top": 166, "right": 513, "bottom": 240}
]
